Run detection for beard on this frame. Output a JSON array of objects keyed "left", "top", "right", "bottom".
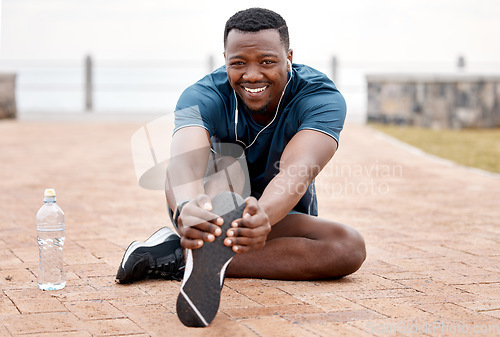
[
  {"left": 241, "top": 99, "right": 272, "bottom": 116},
  {"left": 247, "top": 104, "right": 270, "bottom": 116}
]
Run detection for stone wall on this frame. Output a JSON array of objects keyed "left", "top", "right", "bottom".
[
  {"left": 366, "top": 74, "right": 500, "bottom": 128},
  {"left": 0, "top": 73, "right": 17, "bottom": 119}
]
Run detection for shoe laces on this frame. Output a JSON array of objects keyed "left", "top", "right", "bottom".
[{"left": 146, "top": 247, "right": 185, "bottom": 280}]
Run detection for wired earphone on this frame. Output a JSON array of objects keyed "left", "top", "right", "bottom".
[{"left": 234, "top": 59, "right": 293, "bottom": 149}]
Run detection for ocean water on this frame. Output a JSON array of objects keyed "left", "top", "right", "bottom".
[
  {"left": 8, "top": 58, "right": 485, "bottom": 123},
  {"left": 12, "top": 64, "right": 210, "bottom": 113},
  {"left": 3, "top": 57, "right": 498, "bottom": 122},
  {"left": 6, "top": 65, "right": 367, "bottom": 124}
]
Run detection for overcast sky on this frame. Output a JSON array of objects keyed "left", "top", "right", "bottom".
[{"left": 1, "top": 0, "right": 500, "bottom": 68}]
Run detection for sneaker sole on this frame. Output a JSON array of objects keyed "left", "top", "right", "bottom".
[
  {"left": 116, "top": 227, "right": 178, "bottom": 284},
  {"left": 176, "top": 192, "right": 245, "bottom": 327}
]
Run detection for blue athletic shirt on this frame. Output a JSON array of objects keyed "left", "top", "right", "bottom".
[{"left": 174, "top": 64, "right": 346, "bottom": 216}]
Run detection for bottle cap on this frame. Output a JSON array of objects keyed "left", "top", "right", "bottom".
[{"left": 44, "top": 189, "right": 56, "bottom": 201}]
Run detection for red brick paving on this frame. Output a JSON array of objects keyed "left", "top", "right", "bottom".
[{"left": 0, "top": 120, "right": 499, "bottom": 336}]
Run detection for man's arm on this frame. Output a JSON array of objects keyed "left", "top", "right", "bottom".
[
  {"left": 165, "top": 126, "right": 225, "bottom": 248},
  {"left": 227, "top": 129, "right": 337, "bottom": 253},
  {"left": 165, "top": 126, "right": 211, "bottom": 206},
  {"left": 260, "top": 129, "right": 337, "bottom": 224}
]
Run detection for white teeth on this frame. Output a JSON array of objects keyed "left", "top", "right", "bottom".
[{"left": 244, "top": 86, "right": 267, "bottom": 93}]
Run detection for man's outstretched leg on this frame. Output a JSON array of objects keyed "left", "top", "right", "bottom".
[
  {"left": 116, "top": 152, "right": 244, "bottom": 284},
  {"left": 176, "top": 191, "right": 246, "bottom": 327}
]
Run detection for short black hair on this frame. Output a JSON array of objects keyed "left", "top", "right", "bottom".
[{"left": 224, "top": 8, "right": 290, "bottom": 51}]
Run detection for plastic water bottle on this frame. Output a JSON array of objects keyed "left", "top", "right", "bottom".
[{"left": 36, "top": 189, "right": 66, "bottom": 290}]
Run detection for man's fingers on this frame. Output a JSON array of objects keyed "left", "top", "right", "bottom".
[
  {"left": 194, "top": 194, "right": 213, "bottom": 211},
  {"left": 224, "top": 235, "right": 266, "bottom": 253},
  {"left": 180, "top": 203, "right": 223, "bottom": 230},
  {"left": 180, "top": 236, "right": 204, "bottom": 249},
  {"left": 227, "top": 226, "right": 268, "bottom": 239},
  {"left": 180, "top": 225, "right": 218, "bottom": 242},
  {"left": 182, "top": 214, "right": 223, "bottom": 235},
  {"left": 179, "top": 195, "right": 270, "bottom": 253},
  {"left": 243, "top": 197, "right": 259, "bottom": 215},
  {"left": 233, "top": 212, "right": 270, "bottom": 230},
  {"left": 227, "top": 197, "right": 260, "bottom": 228},
  {"left": 224, "top": 235, "right": 265, "bottom": 246}
]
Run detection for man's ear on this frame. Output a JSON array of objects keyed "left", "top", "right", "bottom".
[{"left": 287, "top": 49, "right": 293, "bottom": 71}]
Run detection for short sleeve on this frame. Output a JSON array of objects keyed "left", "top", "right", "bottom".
[
  {"left": 174, "top": 84, "right": 225, "bottom": 136},
  {"left": 173, "top": 104, "right": 205, "bottom": 134},
  {"left": 296, "top": 89, "right": 346, "bottom": 147}
]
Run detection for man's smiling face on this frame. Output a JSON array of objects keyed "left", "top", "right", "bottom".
[{"left": 224, "top": 29, "right": 292, "bottom": 118}]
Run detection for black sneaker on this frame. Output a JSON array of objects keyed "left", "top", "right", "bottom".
[
  {"left": 116, "top": 227, "right": 185, "bottom": 284},
  {"left": 176, "top": 192, "right": 245, "bottom": 327}
]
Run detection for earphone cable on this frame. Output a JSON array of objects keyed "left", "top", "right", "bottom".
[{"left": 234, "top": 66, "right": 292, "bottom": 149}]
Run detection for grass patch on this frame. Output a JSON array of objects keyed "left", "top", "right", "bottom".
[{"left": 369, "top": 124, "right": 500, "bottom": 174}]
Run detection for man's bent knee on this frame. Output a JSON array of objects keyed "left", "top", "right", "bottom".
[
  {"left": 341, "top": 228, "right": 366, "bottom": 276},
  {"left": 337, "top": 227, "right": 366, "bottom": 277},
  {"left": 323, "top": 224, "right": 366, "bottom": 278}
]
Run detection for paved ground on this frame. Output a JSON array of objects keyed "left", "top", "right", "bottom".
[{"left": 0, "top": 120, "right": 499, "bottom": 337}]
